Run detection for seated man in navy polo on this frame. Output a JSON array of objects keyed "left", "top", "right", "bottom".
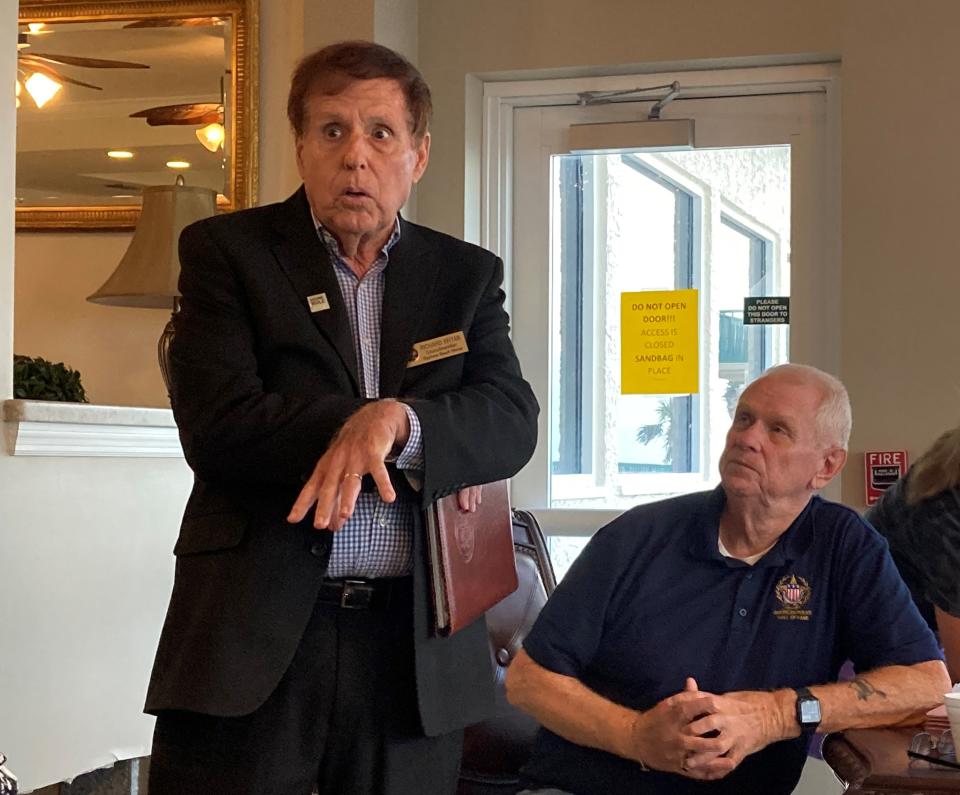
[{"left": 506, "top": 364, "right": 949, "bottom": 795}]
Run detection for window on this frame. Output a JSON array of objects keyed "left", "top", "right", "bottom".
[
  {"left": 488, "top": 65, "right": 839, "bottom": 571},
  {"left": 549, "top": 148, "right": 789, "bottom": 512}
]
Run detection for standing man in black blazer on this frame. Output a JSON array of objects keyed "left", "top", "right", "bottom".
[{"left": 145, "top": 41, "right": 539, "bottom": 795}]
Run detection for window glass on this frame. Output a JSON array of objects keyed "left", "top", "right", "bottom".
[{"left": 549, "top": 147, "right": 790, "bottom": 512}]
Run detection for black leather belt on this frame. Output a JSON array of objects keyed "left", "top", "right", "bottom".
[{"left": 317, "top": 577, "right": 410, "bottom": 610}]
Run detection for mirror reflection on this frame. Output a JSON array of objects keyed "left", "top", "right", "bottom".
[{"left": 16, "top": 1, "right": 257, "bottom": 230}]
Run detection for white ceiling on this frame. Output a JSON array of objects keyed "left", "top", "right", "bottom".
[{"left": 16, "top": 18, "right": 229, "bottom": 205}]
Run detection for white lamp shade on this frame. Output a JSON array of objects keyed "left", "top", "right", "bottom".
[{"left": 87, "top": 180, "right": 216, "bottom": 308}]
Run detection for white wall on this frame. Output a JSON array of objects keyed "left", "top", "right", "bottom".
[
  {"left": 0, "top": 457, "right": 190, "bottom": 791},
  {"left": 0, "top": 2, "right": 14, "bottom": 397},
  {"left": 257, "top": 0, "right": 304, "bottom": 205},
  {"left": 374, "top": 0, "right": 418, "bottom": 63},
  {"left": 14, "top": 233, "right": 169, "bottom": 408}
]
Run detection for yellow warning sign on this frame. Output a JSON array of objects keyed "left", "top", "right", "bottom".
[{"left": 621, "top": 289, "right": 699, "bottom": 394}]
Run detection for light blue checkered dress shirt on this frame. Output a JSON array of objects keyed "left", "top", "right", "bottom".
[{"left": 315, "top": 219, "right": 423, "bottom": 578}]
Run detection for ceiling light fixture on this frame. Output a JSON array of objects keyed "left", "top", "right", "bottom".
[
  {"left": 107, "top": 150, "right": 134, "bottom": 159},
  {"left": 16, "top": 32, "right": 148, "bottom": 110},
  {"left": 195, "top": 122, "right": 225, "bottom": 153},
  {"left": 165, "top": 160, "right": 191, "bottom": 169},
  {"left": 23, "top": 71, "right": 62, "bottom": 108}
]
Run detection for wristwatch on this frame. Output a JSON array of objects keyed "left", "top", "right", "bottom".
[{"left": 794, "top": 686, "right": 822, "bottom": 735}]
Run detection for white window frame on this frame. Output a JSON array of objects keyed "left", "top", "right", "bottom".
[
  {"left": 549, "top": 151, "right": 790, "bottom": 506},
  {"left": 470, "top": 63, "right": 841, "bottom": 530}
]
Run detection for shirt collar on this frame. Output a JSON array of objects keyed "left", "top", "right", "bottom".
[
  {"left": 688, "top": 486, "right": 817, "bottom": 568},
  {"left": 311, "top": 213, "right": 402, "bottom": 266}
]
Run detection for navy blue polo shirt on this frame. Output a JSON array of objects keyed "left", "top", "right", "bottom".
[{"left": 521, "top": 487, "right": 941, "bottom": 795}]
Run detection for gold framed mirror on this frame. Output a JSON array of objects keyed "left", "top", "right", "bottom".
[{"left": 16, "top": 0, "right": 258, "bottom": 230}]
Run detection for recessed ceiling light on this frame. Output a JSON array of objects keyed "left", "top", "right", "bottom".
[
  {"left": 166, "top": 160, "right": 191, "bottom": 169},
  {"left": 111, "top": 194, "right": 135, "bottom": 199},
  {"left": 107, "top": 150, "right": 134, "bottom": 159}
]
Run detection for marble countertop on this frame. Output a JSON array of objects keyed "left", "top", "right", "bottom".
[{"left": 2, "top": 399, "right": 176, "bottom": 427}]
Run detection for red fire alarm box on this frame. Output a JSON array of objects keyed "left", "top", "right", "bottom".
[{"left": 864, "top": 450, "right": 908, "bottom": 505}]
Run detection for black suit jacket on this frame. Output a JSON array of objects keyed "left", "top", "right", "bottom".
[{"left": 144, "top": 188, "right": 539, "bottom": 735}]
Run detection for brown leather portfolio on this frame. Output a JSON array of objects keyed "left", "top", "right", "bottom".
[{"left": 426, "top": 479, "right": 519, "bottom": 636}]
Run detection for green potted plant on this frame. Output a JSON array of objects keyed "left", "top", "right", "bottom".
[{"left": 12, "top": 355, "right": 88, "bottom": 403}]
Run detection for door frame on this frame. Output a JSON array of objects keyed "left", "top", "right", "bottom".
[
  {"left": 475, "top": 62, "right": 840, "bottom": 298},
  {"left": 472, "top": 62, "right": 842, "bottom": 526}
]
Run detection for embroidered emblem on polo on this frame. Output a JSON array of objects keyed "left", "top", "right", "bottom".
[{"left": 773, "top": 574, "right": 813, "bottom": 621}]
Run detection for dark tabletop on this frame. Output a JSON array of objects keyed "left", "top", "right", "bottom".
[{"left": 823, "top": 727, "right": 960, "bottom": 794}]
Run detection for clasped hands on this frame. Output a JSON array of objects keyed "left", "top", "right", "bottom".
[
  {"left": 287, "top": 399, "right": 481, "bottom": 530},
  {"left": 627, "top": 678, "right": 788, "bottom": 780}
]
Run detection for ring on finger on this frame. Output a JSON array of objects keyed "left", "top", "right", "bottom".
[{"left": 343, "top": 472, "right": 363, "bottom": 481}]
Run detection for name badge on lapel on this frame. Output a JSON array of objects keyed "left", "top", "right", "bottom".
[
  {"left": 307, "top": 293, "right": 330, "bottom": 313},
  {"left": 408, "top": 331, "right": 469, "bottom": 368}
]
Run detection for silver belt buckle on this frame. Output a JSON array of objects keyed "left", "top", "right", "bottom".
[{"left": 341, "top": 578, "right": 375, "bottom": 609}]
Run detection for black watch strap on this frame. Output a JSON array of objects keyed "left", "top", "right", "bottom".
[{"left": 794, "top": 686, "right": 822, "bottom": 735}]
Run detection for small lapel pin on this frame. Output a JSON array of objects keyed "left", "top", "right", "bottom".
[{"left": 307, "top": 293, "right": 330, "bottom": 313}]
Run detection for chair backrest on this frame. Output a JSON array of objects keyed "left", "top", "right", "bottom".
[{"left": 458, "top": 509, "right": 556, "bottom": 795}]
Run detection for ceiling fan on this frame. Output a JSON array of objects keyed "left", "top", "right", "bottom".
[
  {"left": 130, "top": 64, "right": 226, "bottom": 152},
  {"left": 129, "top": 102, "right": 221, "bottom": 127},
  {"left": 129, "top": 100, "right": 225, "bottom": 152},
  {"left": 17, "top": 30, "right": 149, "bottom": 104},
  {"left": 130, "top": 54, "right": 225, "bottom": 128},
  {"left": 118, "top": 15, "right": 227, "bottom": 129}
]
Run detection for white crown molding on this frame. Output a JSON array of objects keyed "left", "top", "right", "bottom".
[{"left": 2, "top": 400, "right": 182, "bottom": 458}]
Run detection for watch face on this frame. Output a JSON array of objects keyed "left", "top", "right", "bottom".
[{"left": 799, "top": 698, "right": 821, "bottom": 723}]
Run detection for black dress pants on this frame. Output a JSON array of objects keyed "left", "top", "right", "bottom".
[{"left": 148, "top": 578, "right": 463, "bottom": 795}]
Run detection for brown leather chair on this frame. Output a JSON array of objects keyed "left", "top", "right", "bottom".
[{"left": 458, "top": 509, "right": 557, "bottom": 795}]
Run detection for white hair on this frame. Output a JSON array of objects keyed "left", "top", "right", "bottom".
[{"left": 755, "top": 363, "right": 852, "bottom": 450}]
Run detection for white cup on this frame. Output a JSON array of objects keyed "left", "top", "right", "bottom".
[{"left": 943, "top": 692, "right": 960, "bottom": 738}]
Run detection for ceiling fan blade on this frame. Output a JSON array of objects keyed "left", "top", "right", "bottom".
[
  {"left": 19, "top": 58, "right": 103, "bottom": 90},
  {"left": 130, "top": 102, "right": 222, "bottom": 126},
  {"left": 26, "top": 52, "right": 150, "bottom": 69},
  {"left": 124, "top": 17, "right": 224, "bottom": 29}
]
